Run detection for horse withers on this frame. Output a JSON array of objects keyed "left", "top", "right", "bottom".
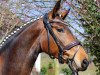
[{"left": 0, "top": 0, "right": 89, "bottom": 75}]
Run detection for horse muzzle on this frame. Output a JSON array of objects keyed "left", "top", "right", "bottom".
[{"left": 77, "top": 59, "right": 89, "bottom": 71}]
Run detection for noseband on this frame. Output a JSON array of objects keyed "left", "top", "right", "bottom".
[{"left": 43, "top": 13, "right": 81, "bottom": 75}]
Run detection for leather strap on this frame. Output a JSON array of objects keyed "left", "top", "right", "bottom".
[
  {"left": 64, "top": 41, "right": 81, "bottom": 50},
  {"left": 43, "top": 13, "right": 64, "bottom": 63}
]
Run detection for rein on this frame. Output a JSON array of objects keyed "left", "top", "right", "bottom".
[{"left": 43, "top": 13, "right": 81, "bottom": 75}]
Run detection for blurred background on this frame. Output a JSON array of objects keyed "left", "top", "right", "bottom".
[{"left": 0, "top": 0, "right": 100, "bottom": 75}]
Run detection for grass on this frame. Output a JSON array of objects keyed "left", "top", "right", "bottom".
[{"left": 41, "top": 53, "right": 97, "bottom": 75}]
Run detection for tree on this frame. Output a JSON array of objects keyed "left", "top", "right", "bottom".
[
  {"left": 0, "top": 0, "right": 23, "bottom": 42},
  {"left": 81, "top": 0, "right": 100, "bottom": 74},
  {"left": 69, "top": 0, "right": 100, "bottom": 74}
]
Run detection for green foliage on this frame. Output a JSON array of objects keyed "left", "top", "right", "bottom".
[
  {"left": 48, "top": 62, "right": 54, "bottom": 69},
  {"left": 47, "top": 62, "right": 55, "bottom": 75},
  {"left": 78, "top": 0, "right": 100, "bottom": 74},
  {"left": 40, "top": 62, "right": 55, "bottom": 75},
  {"left": 62, "top": 68, "right": 72, "bottom": 75},
  {"left": 40, "top": 67, "right": 47, "bottom": 75}
]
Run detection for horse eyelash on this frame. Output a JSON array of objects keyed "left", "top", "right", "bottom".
[{"left": 57, "top": 28, "right": 64, "bottom": 33}]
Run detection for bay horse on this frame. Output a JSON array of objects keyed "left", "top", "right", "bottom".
[{"left": 0, "top": 0, "right": 89, "bottom": 75}]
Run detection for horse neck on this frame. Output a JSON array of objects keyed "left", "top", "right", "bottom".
[{"left": 0, "top": 19, "right": 43, "bottom": 75}]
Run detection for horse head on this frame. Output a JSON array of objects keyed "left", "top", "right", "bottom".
[{"left": 40, "top": 0, "right": 89, "bottom": 74}]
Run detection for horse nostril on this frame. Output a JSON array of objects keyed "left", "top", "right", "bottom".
[{"left": 81, "top": 59, "right": 89, "bottom": 69}]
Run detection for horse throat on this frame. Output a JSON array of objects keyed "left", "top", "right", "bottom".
[{"left": 20, "top": 38, "right": 41, "bottom": 75}]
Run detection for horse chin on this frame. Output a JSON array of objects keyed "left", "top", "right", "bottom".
[{"left": 77, "top": 67, "right": 88, "bottom": 71}]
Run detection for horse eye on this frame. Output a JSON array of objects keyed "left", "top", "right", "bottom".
[{"left": 57, "top": 28, "right": 64, "bottom": 33}]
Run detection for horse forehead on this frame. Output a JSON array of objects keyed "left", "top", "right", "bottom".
[
  {"left": 52, "top": 22, "right": 67, "bottom": 28},
  {"left": 53, "top": 22, "right": 71, "bottom": 33}
]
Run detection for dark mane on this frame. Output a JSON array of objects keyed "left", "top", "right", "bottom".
[{"left": 0, "top": 19, "right": 39, "bottom": 53}]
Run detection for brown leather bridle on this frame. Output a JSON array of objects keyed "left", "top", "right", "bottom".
[{"left": 43, "top": 13, "right": 81, "bottom": 75}]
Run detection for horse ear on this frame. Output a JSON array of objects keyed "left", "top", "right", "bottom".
[
  {"left": 59, "top": 1, "right": 70, "bottom": 20},
  {"left": 60, "top": 9, "right": 70, "bottom": 20},
  {"left": 48, "top": 0, "right": 70, "bottom": 20},
  {"left": 48, "top": 0, "right": 61, "bottom": 19}
]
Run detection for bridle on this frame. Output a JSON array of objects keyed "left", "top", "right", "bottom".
[{"left": 43, "top": 13, "right": 81, "bottom": 75}]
